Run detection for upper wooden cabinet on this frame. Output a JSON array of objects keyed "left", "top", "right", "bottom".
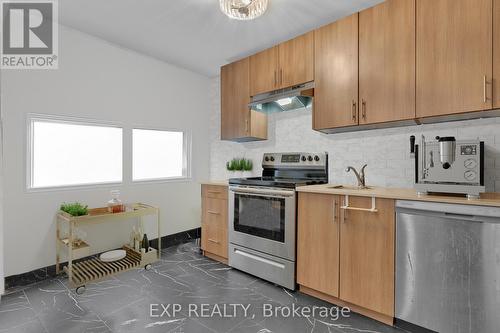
[
  {"left": 313, "top": 14, "right": 359, "bottom": 130},
  {"left": 416, "top": 0, "right": 493, "bottom": 117},
  {"left": 359, "top": 0, "right": 415, "bottom": 124},
  {"left": 250, "top": 32, "right": 314, "bottom": 96},
  {"left": 297, "top": 193, "right": 340, "bottom": 298},
  {"left": 494, "top": 0, "right": 500, "bottom": 109},
  {"left": 339, "top": 196, "right": 395, "bottom": 320},
  {"left": 249, "top": 46, "right": 279, "bottom": 97},
  {"left": 278, "top": 32, "right": 314, "bottom": 90},
  {"left": 221, "top": 57, "right": 267, "bottom": 141}
]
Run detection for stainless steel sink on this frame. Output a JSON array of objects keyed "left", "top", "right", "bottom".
[{"left": 327, "top": 185, "right": 372, "bottom": 190}]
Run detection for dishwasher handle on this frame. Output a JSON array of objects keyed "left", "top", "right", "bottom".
[{"left": 443, "top": 212, "right": 482, "bottom": 222}]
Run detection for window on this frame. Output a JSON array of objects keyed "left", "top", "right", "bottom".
[
  {"left": 132, "top": 128, "right": 190, "bottom": 181},
  {"left": 28, "top": 116, "right": 123, "bottom": 189}
]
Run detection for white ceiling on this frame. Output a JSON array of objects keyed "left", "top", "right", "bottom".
[{"left": 59, "top": 0, "right": 383, "bottom": 77}]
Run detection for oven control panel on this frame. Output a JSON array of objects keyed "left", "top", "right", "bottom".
[{"left": 262, "top": 152, "right": 328, "bottom": 168}]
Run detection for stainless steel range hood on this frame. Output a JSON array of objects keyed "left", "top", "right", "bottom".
[{"left": 249, "top": 81, "right": 314, "bottom": 114}]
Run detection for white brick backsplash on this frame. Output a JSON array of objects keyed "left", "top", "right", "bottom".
[{"left": 209, "top": 77, "right": 500, "bottom": 192}]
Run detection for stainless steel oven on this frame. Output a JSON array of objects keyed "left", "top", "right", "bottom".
[
  {"left": 229, "top": 186, "right": 296, "bottom": 261},
  {"left": 227, "top": 152, "right": 328, "bottom": 290}
]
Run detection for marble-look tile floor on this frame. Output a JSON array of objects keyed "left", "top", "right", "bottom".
[{"left": 0, "top": 242, "right": 409, "bottom": 333}]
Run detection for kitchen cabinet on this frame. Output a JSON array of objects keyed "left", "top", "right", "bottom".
[
  {"left": 249, "top": 32, "right": 313, "bottom": 96},
  {"left": 278, "top": 31, "right": 314, "bottom": 90},
  {"left": 359, "top": 0, "right": 415, "bottom": 124},
  {"left": 221, "top": 58, "right": 267, "bottom": 141},
  {"left": 339, "top": 196, "right": 395, "bottom": 318},
  {"left": 297, "top": 193, "right": 395, "bottom": 324},
  {"left": 313, "top": 14, "right": 359, "bottom": 130},
  {"left": 416, "top": 0, "right": 493, "bottom": 117},
  {"left": 494, "top": 0, "right": 500, "bottom": 109},
  {"left": 201, "top": 185, "right": 228, "bottom": 263},
  {"left": 297, "top": 193, "right": 340, "bottom": 297},
  {"left": 249, "top": 46, "right": 279, "bottom": 96}
]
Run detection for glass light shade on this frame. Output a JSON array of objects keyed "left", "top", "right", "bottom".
[{"left": 219, "top": 0, "right": 269, "bottom": 20}]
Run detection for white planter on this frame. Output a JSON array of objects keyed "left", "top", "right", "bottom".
[
  {"left": 227, "top": 171, "right": 243, "bottom": 179},
  {"left": 242, "top": 171, "right": 253, "bottom": 178}
]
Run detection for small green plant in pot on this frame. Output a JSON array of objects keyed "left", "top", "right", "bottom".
[
  {"left": 60, "top": 202, "right": 89, "bottom": 217},
  {"left": 226, "top": 158, "right": 253, "bottom": 178}
]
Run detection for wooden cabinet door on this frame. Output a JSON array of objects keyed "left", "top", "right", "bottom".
[
  {"left": 221, "top": 58, "right": 267, "bottom": 141},
  {"left": 417, "top": 0, "right": 493, "bottom": 117},
  {"left": 278, "top": 32, "right": 314, "bottom": 89},
  {"left": 221, "top": 58, "right": 249, "bottom": 140},
  {"left": 201, "top": 197, "right": 228, "bottom": 258},
  {"left": 250, "top": 46, "right": 279, "bottom": 96},
  {"left": 313, "top": 14, "right": 359, "bottom": 130},
  {"left": 339, "top": 196, "right": 395, "bottom": 317},
  {"left": 359, "top": 0, "right": 415, "bottom": 124},
  {"left": 494, "top": 0, "right": 500, "bottom": 108},
  {"left": 297, "top": 193, "right": 340, "bottom": 297}
]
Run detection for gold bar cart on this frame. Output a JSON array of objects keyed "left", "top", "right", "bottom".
[{"left": 56, "top": 203, "right": 160, "bottom": 294}]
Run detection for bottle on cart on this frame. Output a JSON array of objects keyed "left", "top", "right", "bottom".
[
  {"left": 107, "top": 190, "right": 124, "bottom": 213},
  {"left": 142, "top": 233, "right": 149, "bottom": 252}
]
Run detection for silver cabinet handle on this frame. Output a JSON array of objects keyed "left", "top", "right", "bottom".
[
  {"left": 280, "top": 68, "right": 283, "bottom": 86},
  {"left": 274, "top": 70, "right": 277, "bottom": 87},
  {"left": 361, "top": 99, "right": 367, "bottom": 120},
  {"left": 245, "top": 119, "right": 249, "bottom": 133},
  {"left": 208, "top": 238, "right": 220, "bottom": 244},
  {"left": 352, "top": 100, "right": 357, "bottom": 121},
  {"left": 207, "top": 211, "right": 220, "bottom": 215},
  {"left": 333, "top": 198, "right": 338, "bottom": 224},
  {"left": 484, "top": 75, "right": 488, "bottom": 103}
]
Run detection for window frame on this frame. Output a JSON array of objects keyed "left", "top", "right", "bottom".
[
  {"left": 131, "top": 126, "right": 192, "bottom": 184},
  {"left": 26, "top": 114, "right": 124, "bottom": 192}
]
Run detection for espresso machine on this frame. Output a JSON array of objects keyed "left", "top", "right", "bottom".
[{"left": 413, "top": 135, "right": 485, "bottom": 199}]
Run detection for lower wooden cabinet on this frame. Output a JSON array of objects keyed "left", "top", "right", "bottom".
[
  {"left": 339, "top": 196, "right": 395, "bottom": 318},
  {"left": 297, "top": 193, "right": 340, "bottom": 297},
  {"left": 201, "top": 185, "right": 228, "bottom": 263},
  {"left": 297, "top": 193, "right": 395, "bottom": 324}
]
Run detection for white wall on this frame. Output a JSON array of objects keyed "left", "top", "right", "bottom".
[
  {"left": 1, "top": 25, "right": 211, "bottom": 276},
  {"left": 209, "top": 77, "right": 500, "bottom": 192}
]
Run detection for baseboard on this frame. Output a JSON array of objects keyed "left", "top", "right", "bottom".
[
  {"left": 203, "top": 251, "right": 228, "bottom": 264},
  {"left": 299, "top": 285, "right": 394, "bottom": 326},
  {"left": 393, "top": 318, "right": 437, "bottom": 333},
  {"left": 4, "top": 227, "right": 201, "bottom": 291}
]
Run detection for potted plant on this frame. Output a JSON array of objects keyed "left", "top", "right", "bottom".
[
  {"left": 60, "top": 202, "right": 89, "bottom": 217},
  {"left": 241, "top": 158, "right": 253, "bottom": 178},
  {"left": 226, "top": 158, "right": 253, "bottom": 178}
]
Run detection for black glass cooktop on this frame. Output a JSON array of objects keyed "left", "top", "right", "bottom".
[{"left": 228, "top": 177, "right": 326, "bottom": 189}]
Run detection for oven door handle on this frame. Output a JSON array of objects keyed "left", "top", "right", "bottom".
[{"left": 229, "top": 186, "right": 295, "bottom": 198}]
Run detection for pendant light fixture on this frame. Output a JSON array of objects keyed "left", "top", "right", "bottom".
[{"left": 219, "top": 0, "right": 269, "bottom": 20}]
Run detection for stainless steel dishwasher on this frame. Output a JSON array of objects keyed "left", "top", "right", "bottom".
[{"left": 396, "top": 200, "right": 500, "bottom": 333}]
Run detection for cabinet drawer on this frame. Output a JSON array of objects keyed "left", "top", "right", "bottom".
[
  {"left": 202, "top": 197, "right": 227, "bottom": 228},
  {"left": 202, "top": 185, "right": 228, "bottom": 200},
  {"left": 201, "top": 223, "right": 227, "bottom": 258}
]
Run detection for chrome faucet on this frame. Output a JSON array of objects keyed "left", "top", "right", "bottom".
[{"left": 346, "top": 164, "right": 368, "bottom": 188}]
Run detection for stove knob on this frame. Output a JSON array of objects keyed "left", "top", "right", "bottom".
[
  {"left": 270, "top": 156, "right": 275, "bottom": 162},
  {"left": 314, "top": 155, "right": 320, "bottom": 162},
  {"left": 308, "top": 156, "right": 313, "bottom": 162},
  {"left": 264, "top": 156, "right": 269, "bottom": 162},
  {"left": 301, "top": 156, "right": 307, "bottom": 162}
]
